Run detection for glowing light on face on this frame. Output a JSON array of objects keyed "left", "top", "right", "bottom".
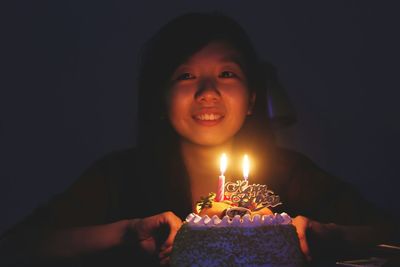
[{"left": 166, "top": 41, "right": 252, "bottom": 147}]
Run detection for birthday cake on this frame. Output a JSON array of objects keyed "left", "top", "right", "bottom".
[{"left": 170, "top": 181, "right": 305, "bottom": 267}]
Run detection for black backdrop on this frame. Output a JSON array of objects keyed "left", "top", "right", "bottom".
[{"left": 2, "top": 1, "right": 400, "bottom": 233}]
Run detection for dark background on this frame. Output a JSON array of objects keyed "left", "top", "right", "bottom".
[{"left": 2, "top": 1, "right": 399, "bottom": 234}]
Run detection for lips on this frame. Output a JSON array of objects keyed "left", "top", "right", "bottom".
[{"left": 192, "top": 108, "right": 225, "bottom": 126}]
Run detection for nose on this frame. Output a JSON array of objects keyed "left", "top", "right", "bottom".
[{"left": 195, "top": 78, "right": 221, "bottom": 103}]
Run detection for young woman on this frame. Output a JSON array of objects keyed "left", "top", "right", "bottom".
[{"left": 1, "top": 12, "right": 398, "bottom": 267}]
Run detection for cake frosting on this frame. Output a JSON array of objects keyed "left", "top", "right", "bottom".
[
  {"left": 185, "top": 212, "right": 292, "bottom": 227},
  {"left": 170, "top": 212, "right": 305, "bottom": 267}
]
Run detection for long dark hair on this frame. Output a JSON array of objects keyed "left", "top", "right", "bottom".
[{"left": 137, "top": 12, "right": 275, "bottom": 162}]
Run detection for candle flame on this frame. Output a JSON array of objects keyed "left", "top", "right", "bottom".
[
  {"left": 220, "top": 153, "right": 227, "bottom": 175},
  {"left": 243, "top": 154, "right": 249, "bottom": 180}
]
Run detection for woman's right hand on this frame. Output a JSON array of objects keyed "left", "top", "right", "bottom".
[{"left": 128, "top": 211, "right": 183, "bottom": 264}]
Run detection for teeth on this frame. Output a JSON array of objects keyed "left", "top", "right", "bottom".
[{"left": 196, "top": 114, "right": 222, "bottom": 121}]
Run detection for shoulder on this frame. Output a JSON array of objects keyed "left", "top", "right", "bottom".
[
  {"left": 270, "top": 147, "right": 344, "bottom": 213},
  {"left": 271, "top": 146, "right": 323, "bottom": 178},
  {"left": 273, "top": 146, "right": 309, "bottom": 164},
  {"left": 65, "top": 147, "right": 142, "bottom": 203},
  {"left": 272, "top": 146, "right": 343, "bottom": 188}
]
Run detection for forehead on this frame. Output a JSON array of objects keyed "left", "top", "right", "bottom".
[{"left": 184, "top": 40, "right": 243, "bottom": 65}]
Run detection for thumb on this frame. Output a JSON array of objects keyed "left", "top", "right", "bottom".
[
  {"left": 298, "top": 229, "right": 312, "bottom": 261},
  {"left": 293, "top": 216, "right": 312, "bottom": 261}
]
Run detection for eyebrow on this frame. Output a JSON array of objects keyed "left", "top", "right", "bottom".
[
  {"left": 220, "top": 55, "right": 245, "bottom": 69},
  {"left": 176, "top": 54, "right": 245, "bottom": 70}
]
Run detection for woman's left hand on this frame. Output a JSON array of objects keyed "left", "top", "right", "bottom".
[{"left": 292, "top": 215, "right": 338, "bottom": 261}]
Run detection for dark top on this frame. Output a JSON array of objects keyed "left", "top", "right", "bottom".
[{"left": 3, "top": 145, "right": 397, "bottom": 266}]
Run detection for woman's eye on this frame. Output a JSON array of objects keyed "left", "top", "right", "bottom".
[
  {"left": 219, "top": 71, "right": 237, "bottom": 78},
  {"left": 176, "top": 72, "right": 195, "bottom": 80}
]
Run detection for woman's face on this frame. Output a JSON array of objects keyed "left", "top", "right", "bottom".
[{"left": 166, "top": 41, "right": 254, "bottom": 146}]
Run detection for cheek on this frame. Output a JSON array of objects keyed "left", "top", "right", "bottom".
[
  {"left": 226, "top": 89, "right": 251, "bottom": 115},
  {"left": 166, "top": 88, "right": 192, "bottom": 120}
]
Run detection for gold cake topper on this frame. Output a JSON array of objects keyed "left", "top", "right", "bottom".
[{"left": 224, "top": 180, "right": 282, "bottom": 210}]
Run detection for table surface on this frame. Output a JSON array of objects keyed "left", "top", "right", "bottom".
[{"left": 309, "top": 243, "right": 400, "bottom": 267}]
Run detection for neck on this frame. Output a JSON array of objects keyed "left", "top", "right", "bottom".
[{"left": 180, "top": 139, "right": 233, "bottom": 176}]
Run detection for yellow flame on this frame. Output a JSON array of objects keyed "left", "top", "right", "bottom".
[
  {"left": 220, "top": 153, "right": 227, "bottom": 175},
  {"left": 243, "top": 154, "right": 250, "bottom": 179}
]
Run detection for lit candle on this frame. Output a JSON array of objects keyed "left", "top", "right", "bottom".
[
  {"left": 243, "top": 154, "right": 249, "bottom": 181},
  {"left": 217, "top": 153, "right": 227, "bottom": 202}
]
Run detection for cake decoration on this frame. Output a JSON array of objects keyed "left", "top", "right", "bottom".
[
  {"left": 195, "top": 192, "right": 216, "bottom": 214},
  {"left": 196, "top": 154, "right": 282, "bottom": 217},
  {"left": 185, "top": 212, "right": 293, "bottom": 227},
  {"left": 224, "top": 179, "right": 282, "bottom": 211}
]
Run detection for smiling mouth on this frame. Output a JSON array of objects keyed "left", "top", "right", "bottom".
[
  {"left": 192, "top": 113, "right": 225, "bottom": 126},
  {"left": 194, "top": 113, "right": 223, "bottom": 121}
]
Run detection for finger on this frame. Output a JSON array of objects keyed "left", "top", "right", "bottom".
[
  {"left": 298, "top": 230, "right": 312, "bottom": 261},
  {"left": 160, "top": 256, "right": 170, "bottom": 266},
  {"left": 159, "top": 245, "right": 173, "bottom": 259},
  {"left": 161, "top": 212, "right": 183, "bottom": 249},
  {"left": 163, "top": 228, "right": 178, "bottom": 248},
  {"left": 293, "top": 216, "right": 312, "bottom": 261}
]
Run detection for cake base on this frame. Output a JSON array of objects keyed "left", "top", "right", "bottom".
[{"left": 171, "top": 223, "right": 305, "bottom": 267}]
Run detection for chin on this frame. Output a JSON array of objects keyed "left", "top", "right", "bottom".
[{"left": 185, "top": 134, "right": 234, "bottom": 147}]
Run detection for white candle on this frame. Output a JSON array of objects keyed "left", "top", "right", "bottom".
[
  {"left": 217, "top": 153, "right": 227, "bottom": 202},
  {"left": 243, "top": 154, "right": 249, "bottom": 181}
]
